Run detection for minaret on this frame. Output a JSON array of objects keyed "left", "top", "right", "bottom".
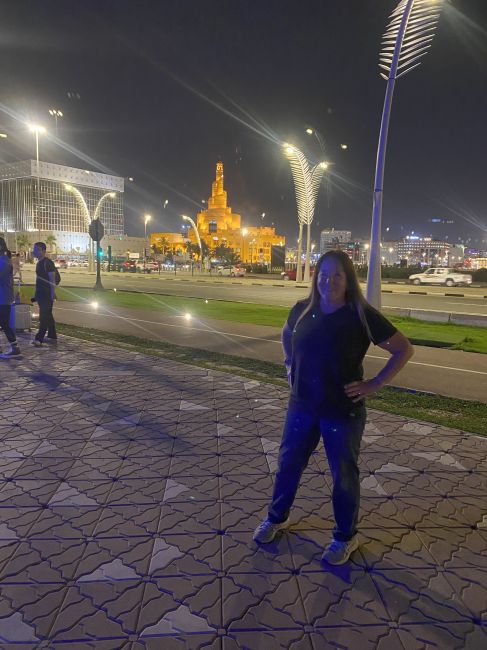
[{"left": 208, "top": 161, "right": 227, "bottom": 210}]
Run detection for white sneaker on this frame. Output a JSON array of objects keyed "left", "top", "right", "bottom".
[
  {"left": 322, "top": 536, "right": 359, "bottom": 565},
  {"left": 253, "top": 517, "right": 290, "bottom": 544}
]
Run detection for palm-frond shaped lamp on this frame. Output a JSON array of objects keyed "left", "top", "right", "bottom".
[
  {"left": 284, "top": 144, "right": 328, "bottom": 282},
  {"left": 366, "top": 0, "right": 444, "bottom": 308}
]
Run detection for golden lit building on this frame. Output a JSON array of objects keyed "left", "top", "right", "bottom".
[
  {"left": 190, "top": 161, "right": 285, "bottom": 264},
  {"left": 150, "top": 232, "right": 186, "bottom": 256}
]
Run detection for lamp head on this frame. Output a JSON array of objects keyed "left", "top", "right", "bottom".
[
  {"left": 29, "top": 124, "right": 46, "bottom": 134},
  {"left": 319, "top": 162, "right": 329, "bottom": 170},
  {"left": 306, "top": 128, "right": 313, "bottom": 135}
]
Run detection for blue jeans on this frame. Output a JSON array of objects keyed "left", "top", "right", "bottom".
[{"left": 268, "top": 405, "right": 366, "bottom": 541}]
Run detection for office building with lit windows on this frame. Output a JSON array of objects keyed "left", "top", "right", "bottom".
[{"left": 0, "top": 160, "right": 124, "bottom": 253}]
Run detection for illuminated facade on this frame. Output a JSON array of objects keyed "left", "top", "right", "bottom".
[
  {"left": 396, "top": 236, "right": 450, "bottom": 266},
  {"left": 0, "top": 160, "right": 124, "bottom": 253},
  {"left": 150, "top": 232, "right": 187, "bottom": 257},
  {"left": 190, "top": 161, "right": 285, "bottom": 264}
]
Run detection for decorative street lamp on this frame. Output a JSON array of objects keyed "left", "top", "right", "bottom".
[
  {"left": 284, "top": 143, "right": 328, "bottom": 282},
  {"left": 366, "top": 0, "right": 444, "bottom": 309},
  {"left": 65, "top": 184, "right": 115, "bottom": 271},
  {"left": 29, "top": 124, "right": 47, "bottom": 235},
  {"left": 182, "top": 214, "right": 203, "bottom": 270}
]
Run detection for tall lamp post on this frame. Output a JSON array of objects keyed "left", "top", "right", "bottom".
[
  {"left": 29, "top": 124, "right": 46, "bottom": 235},
  {"left": 48, "top": 109, "right": 63, "bottom": 135},
  {"left": 366, "top": 0, "right": 444, "bottom": 308},
  {"left": 241, "top": 228, "right": 248, "bottom": 263},
  {"left": 182, "top": 214, "right": 203, "bottom": 271},
  {"left": 64, "top": 184, "right": 115, "bottom": 271},
  {"left": 284, "top": 144, "right": 328, "bottom": 282},
  {"left": 144, "top": 214, "right": 151, "bottom": 239}
]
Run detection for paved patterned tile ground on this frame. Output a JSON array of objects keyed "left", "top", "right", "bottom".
[{"left": 0, "top": 334, "right": 486, "bottom": 649}]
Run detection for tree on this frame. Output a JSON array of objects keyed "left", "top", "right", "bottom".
[
  {"left": 46, "top": 234, "right": 57, "bottom": 254},
  {"left": 16, "top": 233, "right": 30, "bottom": 257},
  {"left": 184, "top": 240, "right": 201, "bottom": 260},
  {"left": 213, "top": 244, "right": 240, "bottom": 265}
]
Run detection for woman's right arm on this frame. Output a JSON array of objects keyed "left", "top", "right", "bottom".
[{"left": 282, "top": 322, "right": 293, "bottom": 386}]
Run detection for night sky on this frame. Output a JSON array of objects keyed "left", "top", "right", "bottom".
[{"left": 1, "top": 0, "right": 486, "bottom": 247}]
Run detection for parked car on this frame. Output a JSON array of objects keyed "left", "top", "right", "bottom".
[
  {"left": 216, "top": 265, "right": 246, "bottom": 277},
  {"left": 281, "top": 267, "right": 315, "bottom": 281},
  {"left": 135, "top": 260, "right": 159, "bottom": 273},
  {"left": 54, "top": 259, "right": 69, "bottom": 269},
  {"left": 408, "top": 267, "right": 472, "bottom": 287},
  {"left": 120, "top": 260, "right": 137, "bottom": 273}
]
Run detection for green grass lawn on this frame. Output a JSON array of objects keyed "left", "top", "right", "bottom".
[
  {"left": 21, "top": 285, "right": 487, "bottom": 354},
  {"left": 57, "top": 323, "right": 487, "bottom": 436}
]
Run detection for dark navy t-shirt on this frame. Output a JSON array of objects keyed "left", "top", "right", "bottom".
[
  {"left": 35, "top": 258, "right": 56, "bottom": 301},
  {"left": 287, "top": 301, "right": 397, "bottom": 417}
]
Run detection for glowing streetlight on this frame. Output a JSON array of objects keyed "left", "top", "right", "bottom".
[
  {"left": 29, "top": 124, "right": 47, "bottom": 234},
  {"left": 48, "top": 109, "right": 63, "bottom": 134},
  {"left": 283, "top": 143, "right": 328, "bottom": 282},
  {"left": 305, "top": 126, "right": 325, "bottom": 152},
  {"left": 0, "top": 133, "right": 7, "bottom": 139},
  {"left": 144, "top": 214, "right": 151, "bottom": 239},
  {"left": 163, "top": 199, "right": 168, "bottom": 208}
]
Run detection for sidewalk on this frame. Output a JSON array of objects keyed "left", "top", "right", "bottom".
[{"left": 0, "top": 334, "right": 486, "bottom": 649}]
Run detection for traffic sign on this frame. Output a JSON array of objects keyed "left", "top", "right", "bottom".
[{"left": 89, "top": 219, "right": 105, "bottom": 242}]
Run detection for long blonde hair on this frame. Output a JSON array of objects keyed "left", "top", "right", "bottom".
[{"left": 296, "top": 250, "right": 373, "bottom": 339}]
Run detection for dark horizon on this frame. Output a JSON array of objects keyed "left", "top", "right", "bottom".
[{"left": 1, "top": 0, "right": 486, "bottom": 248}]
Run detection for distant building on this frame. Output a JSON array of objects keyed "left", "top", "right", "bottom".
[
  {"left": 0, "top": 160, "right": 124, "bottom": 254},
  {"left": 150, "top": 232, "right": 187, "bottom": 257},
  {"left": 395, "top": 236, "right": 450, "bottom": 266},
  {"left": 193, "top": 161, "right": 285, "bottom": 264},
  {"left": 320, "top": 228, "right": 352, "bottom": 253}
]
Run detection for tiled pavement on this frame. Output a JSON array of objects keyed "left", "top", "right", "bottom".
[{"left": 0, "top": 335, "right": 486, "bottom": 650}]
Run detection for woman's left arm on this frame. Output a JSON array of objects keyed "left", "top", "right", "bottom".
[{"left": 344, "top": 331, "right": 414, "bottom": 403}]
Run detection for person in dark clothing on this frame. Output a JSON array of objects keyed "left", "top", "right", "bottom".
[
  {"left": 253, "top": 250, "right": 413, "bottom": 565},
  {"left": 32, "top": 242, "right": 57, "bottom": 346},
  {"left": 0, "top": 237, "right": 21, "bottom": 359}
]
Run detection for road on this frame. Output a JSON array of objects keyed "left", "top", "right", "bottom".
[
  {"left": 54, "top": 300, "right": 487, "bottom": 403},
  {"left": 21, "top": 268, "right": 487, "bottom": 316}
]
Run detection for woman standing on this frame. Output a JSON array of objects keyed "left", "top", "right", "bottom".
[
  {"left": 253, "top": 250, "right": 413, "bottom": 565},
  {"left": 0, "top": 237, "right": 21, "bottom": 359}
]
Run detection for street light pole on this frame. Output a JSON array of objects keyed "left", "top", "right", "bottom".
[
  {"left": 284, "top": 144, "right": 328, "bottom": 282},
  {"left": 182, "top": 215, "right": 203, "bottom": 271},
  {"left": 29, "top": 124, "right": 46, "bottom": 236},
  {"left": 48, "top": 109, "right": 63, "bottom": 136},
  {"left": 366, "top": 0, "right": 444, "bottom": 309},
  {"left": 144, "top": 214, "right": 151, "bottom": 239},
  {"left": 65, "top": 185, "right": 115, "bottom": 272},
  {"left": 241, "top": 228, "right": 248, "bottom": 264}
]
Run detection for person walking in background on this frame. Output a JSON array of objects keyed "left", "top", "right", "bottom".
[
  {"left": 11, "top": 253, "right": 22, "bottom": 283},
  {"left": 253, "top": 250, "right": 413, "bottom": 565},
  {"left": 0, "top": 237, "right": 21, "bottom": 359},
  {"left": 32, "top": 241, "right": 57, "bottom": 346}
]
